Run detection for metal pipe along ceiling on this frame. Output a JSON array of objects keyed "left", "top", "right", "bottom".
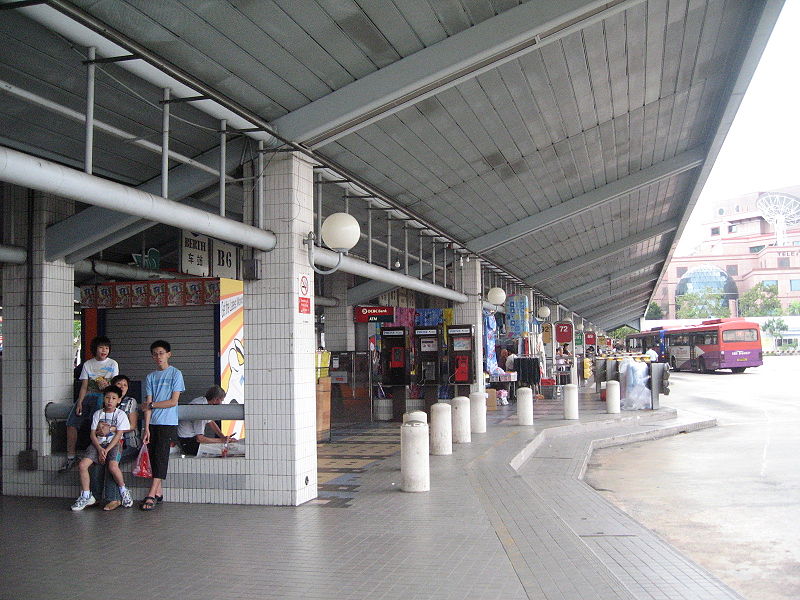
[
  {"left": 314, "top": 246, "right": 467, "bottom": 303},
  {"left": 0, "top": 146, "right": 277, "bottom": 252}
]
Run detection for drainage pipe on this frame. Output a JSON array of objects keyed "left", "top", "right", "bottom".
[
  {"left": 313, "top": 246, "right": 467, "bottom": 304},
  {"left": 0, "top": 243, "right": 26, "bottom": 264},
  {"left": 0, "top": 146, "right": 276, "bottom": 252}
]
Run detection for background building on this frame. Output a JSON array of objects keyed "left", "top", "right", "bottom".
[{"left": 654, "top": 186, "right": 800, "bottom": 319}]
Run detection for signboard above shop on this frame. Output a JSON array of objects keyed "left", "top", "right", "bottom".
[
  {"left": 181, "top": 230, "right": 240, "bottom": 279},
  {"left": 354, "top": 306, "right": 394, "bottom": 322}
]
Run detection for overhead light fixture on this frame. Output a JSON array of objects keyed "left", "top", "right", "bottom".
[
  {"left": 304, "top": 212, "right": 360, "bottom": 275},
  {"left": 537, "top": 306, "right": 551, "bottom": 319},
  {"left": 486, "top": 287, "right": 506, "bottom": 306}
]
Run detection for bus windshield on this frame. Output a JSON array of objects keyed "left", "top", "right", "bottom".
[{"left": 722, "top": 329, "right": 758, "bottom": 342}]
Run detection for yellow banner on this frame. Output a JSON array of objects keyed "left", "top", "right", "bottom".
[{"left": 219, "top": 278, "right": 244, "bottom": 438}]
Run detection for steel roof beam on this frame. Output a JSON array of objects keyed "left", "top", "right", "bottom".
[
  {"left": 467, "top": 150, "right": 703, "bottom": 254},
  {"left": 571, "top": 288, "right": 653, "bottom": 314},
  {"left": 562, "top": 271, "right": 661, "bottom": 307},
  {"left": 272, "top": 0, "right": 644, "bottom": 147},
  {"left": 525, "top": 219, "right": 679, "bottom": 285},
  {"left": 585, "top": 301, "right": 648, "bottom": 322},
  {"left": 557, "top": 257, "right": 664, "bottom": 302}
]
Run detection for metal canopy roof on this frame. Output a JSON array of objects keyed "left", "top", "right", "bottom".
[{"left": 0, "top": 0, "right": 783, "bottom": 328}]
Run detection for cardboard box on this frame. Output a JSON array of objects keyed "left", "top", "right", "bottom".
[
  {"left": 316, "top": 384, "right": 331, "bottom": 443},
  {"left": 486, "top": 388, "right": 497, "bottom": 411}
]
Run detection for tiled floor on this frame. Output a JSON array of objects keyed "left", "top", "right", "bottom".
[{"left": 0, "top": 389, "right": 744, "bottom": 599}]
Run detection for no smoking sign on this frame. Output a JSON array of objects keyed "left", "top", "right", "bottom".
[{"left": 298, "top": 274, "right": 311, "bottom": 314}]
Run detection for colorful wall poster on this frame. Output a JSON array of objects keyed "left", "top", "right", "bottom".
[{"left": 219, "top": 278, "right": 245, "bottom": 440}]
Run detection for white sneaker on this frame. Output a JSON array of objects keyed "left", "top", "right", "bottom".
[
  {"left": 121, "top": 489, "right": 133, "bottom": 508},
  {"left": 71, "top": 495, "right": 96, "bottom": 511}
]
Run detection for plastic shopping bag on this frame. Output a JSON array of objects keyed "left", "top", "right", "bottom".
[{"left": 132, "top": 444, "right": 152, "bottom": 478}]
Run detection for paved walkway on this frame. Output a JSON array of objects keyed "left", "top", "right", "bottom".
[{"left": 0, "top": 389, "right": 745, "bottom": 600}]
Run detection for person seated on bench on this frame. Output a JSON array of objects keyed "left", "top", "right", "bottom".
[{"left": 176, "top": 385, "right": 236, "bottom": 456}]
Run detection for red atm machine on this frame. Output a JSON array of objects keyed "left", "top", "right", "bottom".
[{"left": 447, "top": 324, "right": 476, "bottom": 395}]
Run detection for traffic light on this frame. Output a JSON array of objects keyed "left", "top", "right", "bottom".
[{"left": 661, "top": 363, "right": 671, "bottom": 395}]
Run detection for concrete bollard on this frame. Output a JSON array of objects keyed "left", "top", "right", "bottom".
[
  {"left": 430, "top": 402, "right": 452, "bottom": 455},
  {"left": 563, "top": 384, "right": 579, "bottom": 420},
  {"left": 606, "top": 380, "right": 621, "bottom": 414},
  {"left": 469, "top": 392, "right": 487, "bottom": 434},
  {"left": 403, "top": 410, "right": 427, "bottom": 423},
  {"left": 516, "top": 387, "right": 534, "bottom": 426},
  {"left": 451, "top": 396, "right": 471, "bottom": 443},
  {"left": 401, "top": 420, "right": 430, "bottom": 492}
]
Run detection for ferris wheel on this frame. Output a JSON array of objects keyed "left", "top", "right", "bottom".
[{"left": 756, "top": 193, "right": 800, "bottom": 246}]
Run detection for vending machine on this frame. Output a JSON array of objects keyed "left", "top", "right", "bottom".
[{"left": 447, "top": 324, "right": 476, "bottom": 395}]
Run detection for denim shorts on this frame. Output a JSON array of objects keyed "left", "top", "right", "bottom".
[
  {"left": 83, "top": 442, "right": 122, "bottom": 464},
  {"left": 65, "top": 393, "right": 103, "bottom": 428}
]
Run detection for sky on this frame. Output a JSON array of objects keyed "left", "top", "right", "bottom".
[{"left": 677, "top": 0, "right": 800, "bottom": 252}]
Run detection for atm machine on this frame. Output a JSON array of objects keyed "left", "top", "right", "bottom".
[
  {"left": 380, "top": 326, "right": 409, "bottom": 421},
  {"left": 414, "top": 325, "right": 444, "bottom": 412},
  {"left": 447, "top": 324, "right": 476, "bottom": 397}
]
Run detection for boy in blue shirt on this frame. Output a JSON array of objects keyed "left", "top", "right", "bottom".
[{"left": 140, "top": 340, "right": 185, "bottom": 511}]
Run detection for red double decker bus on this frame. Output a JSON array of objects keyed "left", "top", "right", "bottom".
[{"left": 628, "top": 318, "right": 762, "bottom": 373}]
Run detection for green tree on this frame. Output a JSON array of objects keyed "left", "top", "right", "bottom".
[
  {"left": 738, "top": 283, "right": 782, "bottom": 317},
  {"left": 644, "top": 301, "right": 664, "bottom": 319},
  {"left": 608, "top": 325, "right": 638, "bottom": 340},
  {"left": 762, "top": 317, "right": 789, "bottom": 350},
  {"left": 675, "top": 290, "right": 730, "bottom": 319},
  {"left": 785, "top": 300, "right": 800, "bottom": 316}
]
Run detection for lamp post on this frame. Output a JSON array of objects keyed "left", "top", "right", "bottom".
[{"left": 304, "top": 212, "right": 361, "bottom": 275}]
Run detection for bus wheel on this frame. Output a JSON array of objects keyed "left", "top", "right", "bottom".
[
  {"left": 698, "top": 357, "right": 711, "bottom": 373},
  {"left": 731, "top": 366, "right": 746, "bottom": 374}
]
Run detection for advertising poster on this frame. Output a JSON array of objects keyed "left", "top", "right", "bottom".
[
  {"left": 80, "top": 286, "right": 96, "bottom": 308},
  {"left": 219, "top": 278, "right": 245, "bottom": 440},
  {"left": 506, "top": 294, "right": 529, "bottom": 338},
  {"left": 96, "top": 284, "right": 113, "bottom": 309},
  {"left": 167, "top": 281, "right": 185, "bottom": 306},
  {"left": 114, "top": 283, "right": 132, "bottom": 309},
  {"left": 131, "top": 283, "right": 148, "bottom": 307},
  {"left": 148, "top": 282, "right": 167, "bottom": 306},
  {"left": 185, "top": 280, "right": 204, "bottom": 305}
]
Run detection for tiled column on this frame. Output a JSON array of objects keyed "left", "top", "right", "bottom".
[
  {"left": 323, "top": 270, "right": 355, "bottom": 351},
  {"left": 2, "top": 184, "right": 74, "bottom": 494},
  {"left": 245, "top": 152, "right": 317, "bottom": 506},
  {"left": 453, "top": 259, "right": 484, "bottom": 395}
]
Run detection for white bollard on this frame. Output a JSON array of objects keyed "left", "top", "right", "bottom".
[
  {"left": 430, "top": 402, "right": 452, "bottom": 455},
  {"left": 606, "top": 380, "right": 621, "bottom": 414},
  {"left": 469, "top": 392, "right": 487, "bottom": 434},
  {"left": 403, "top": 410, "right": 427, "bottom": 423},
  {"left": 401, "top": 420, "right": 430, "bottom": 492},
  {"left": 516, "top": 387, "right": 534, "bottom": 426},
  {"left": 451, "top": 396, "right": 471, "bottom": 443},
  {"left": 563, "top": 384, "right": 579, "bottom": 420}
]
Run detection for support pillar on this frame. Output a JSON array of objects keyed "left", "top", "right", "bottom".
[
  {"left": 245, "top": 152, "right": 317, "bottom": 506},
  {"left": 2, "top": 184, "right": 74, "bottom": 494},
  {"left": 453, "top": 259, "right": 484, "bottom": 395},
  {"left": 323, "top": 270, "right": 355, "bottom": 351}
]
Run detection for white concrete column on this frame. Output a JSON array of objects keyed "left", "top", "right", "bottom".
[
  {"left": 516, "top": 387, "right": 533, "bottom": 426},
  {"left": 453, "top": 259, "right": 484, "bottom": 395},
  {"left": 2, "top": 184, "right": 74, "bottom": 494},
  {"left": 430, "top": 402, "right": 452, "bottom": 455},
  {"left": 563, "top": 384, "right": 579, "bottom": 420},
  {"left": 451, "top": 396, "right": 471, "bottom": 443},
  {"left": 606, "top": 380, "right": 621, "bottom": 414},
  {"left": 469, "top": 391, "right": 487, "bottom": 433},
  {"left": 323, "top": 270, "right": 355, "bottom": 351},
  {"left": 245, "top": 152, "right": 317, "bottom": 506}
]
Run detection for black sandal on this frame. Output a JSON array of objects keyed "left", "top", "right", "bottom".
[
  {"left": 155, "top": 495, "right": 164, "bottom": 504},
  {"left": 140, "top": 496, "right": 156, "bottom": 511}
]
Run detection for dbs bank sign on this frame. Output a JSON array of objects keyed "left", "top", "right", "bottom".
[{"left": 354, "top": 306, "right": 395, "bottom": 323}]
